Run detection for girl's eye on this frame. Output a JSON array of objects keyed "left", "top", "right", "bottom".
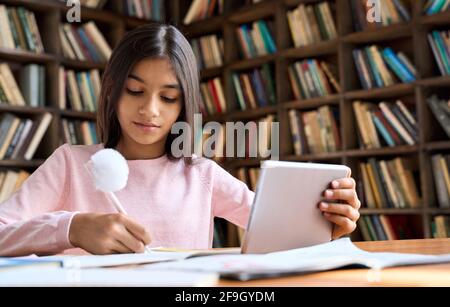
[
  {"left": 126, "top": 88, "right": 144, "bottom": 96},
  {"left": 161, "top": 96, "right": 178, "bottom": 103}
]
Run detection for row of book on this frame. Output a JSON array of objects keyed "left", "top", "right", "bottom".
[
  {"left": 58, "top": 67, "right": 101, "bottom": 112},
  {"left": 287, "top": 2, "right": 337, "bottom": 48},
  {"left": 236, "top": 20, "right": 276, "bottom": 59},
  {"left": 287, "top": 59, "right": 340, "bottom": 100},
  {"left": 0, "top": 112, "right": 52, "bottom": 161},
  {"left": 232, "top": 64, "right": 276, "bottom": 111},
  {"left": 183, "top": 0, "right": 225, "bottom": 25},
  {"left": 288, "top": 106, "right": 341, "bottom": 155},
  {"left": 58, "top": 0, "right": 165, "bottom": 20},
  {"left": 59, "top": 21, "right": 112, "bottom": 63},
  {"left": 427, "top": 95, "right": 450, "bottom": 139},
  {"left": 61, "top": 119, "right": 98, "bottom": 146},
  {"left": 432, "top": 215, "right": 450, "bottom": 238},
  {"left": 194, "top": 123, "right": 226, "bottom": 161},
  {"left": 358, "top": 215, "right": 415, "bottom": 241},
  {"left": 353, "top": 100, "right": 418, "bottom": 149},
  {"left": 431, "top": 154, "right": 450, "bottom": 209},
  {"left": 190, "top": 34, "right": 224, "bottom": 70},
  {"left": 238, "top": 114, "right": 275, "bottom": 159},
  {"left": 196, "top": 114, "right": 276, "bottom": 160},
  {"left": 428, "top": 30, "right": 450, "bottom": 77},
  {"left": 0, "top": 63, "right": 45, "bottom": 108},
  {"left": 213, "top": 217, "right": 238, "bottom": 248},
  {"left": 235, "top": 167, "right": 260, "bottom": 192},
  {"left": 0, "top": 5, "right": 44, "bottom": 53},
  {"left": 351, "top": 0, "right": 410, "bottom": 32},
  {"left": 63, "top": 0, "right": 108, "bottom": 9},
  {"left": 359, "top": 157, "right": 420, "bottom": 209},
  {"left": 117, "top": 0, "right": 165, "bottom": 21},
  {"left": 424, "top": 0, "right": 450, "bottom": 15},
  {"left": 353, "top": 45, "right": 417, "bottom": 89},
  {"left": 0, "top": 169, "right": 30, "bottom": 204},
  {"left": 199, "top": 77, "right": 227, "bottom": 115}
]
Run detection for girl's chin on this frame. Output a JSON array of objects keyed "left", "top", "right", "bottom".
[{"left": 129, "top": 135, "right": 163, "bottom": 146}]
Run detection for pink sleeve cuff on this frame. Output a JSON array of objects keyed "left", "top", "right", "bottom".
[{"left": 56, "top": 211, "right": 79, "bottom": 251}]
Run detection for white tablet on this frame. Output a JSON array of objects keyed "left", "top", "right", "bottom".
[{"left": 241, "top": 160, "right": 351, "bottom": 254}]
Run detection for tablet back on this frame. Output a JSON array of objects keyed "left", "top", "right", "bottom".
[{"left": 241, "top": 161, "right": 351, "bottom": 254}]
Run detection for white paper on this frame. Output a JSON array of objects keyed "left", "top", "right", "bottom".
[
  {"left": 24, "top": 251, "right": 195, "bottom": 268},
  {"left": 142, "top": 238, "right": 450, "bottom": 275},
  {"left": 0, "top": 267, "right": 218, "bottom": 287}
]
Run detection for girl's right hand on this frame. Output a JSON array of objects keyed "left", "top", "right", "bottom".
[{"left": 69, "top": 213, "right": 151, "bottom": 254}]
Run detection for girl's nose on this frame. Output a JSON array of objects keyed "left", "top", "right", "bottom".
[{"left": 139, "top": 96, "right": 160, "bottom": 117}]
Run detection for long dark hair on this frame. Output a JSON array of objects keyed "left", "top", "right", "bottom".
[{"left": 97, "top": 22, "right": 199, "bottom": 164}]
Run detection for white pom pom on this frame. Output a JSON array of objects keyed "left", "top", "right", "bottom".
[{"left": 90, "top": 149, "right": 129, "bottom": 192}]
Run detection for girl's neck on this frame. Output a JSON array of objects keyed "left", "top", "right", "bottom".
[{"left": 116, "top": 138, "right": 166, "bottom": 160}]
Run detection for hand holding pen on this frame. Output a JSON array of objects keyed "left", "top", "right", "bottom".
[{"left": 74, "top": 149, "right": 153, "bottom": 254}]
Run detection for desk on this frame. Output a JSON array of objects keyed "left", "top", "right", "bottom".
[{"left": 217, "top": 238, "right": 450, "bottom": 286}]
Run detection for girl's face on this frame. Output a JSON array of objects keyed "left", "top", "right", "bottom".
[{"left": 117, "top": 57, "right": 182, "bottom": 152}]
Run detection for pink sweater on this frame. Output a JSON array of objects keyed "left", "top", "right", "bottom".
[{"left": 0, "top": 144, "right": 254, "bottom": 256}]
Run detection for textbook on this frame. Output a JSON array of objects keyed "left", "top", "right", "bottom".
[{"left": 143, "top": 238, "right": 450, "bottom": 281}]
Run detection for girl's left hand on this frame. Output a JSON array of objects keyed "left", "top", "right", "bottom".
[{"left": 319, "top": 177, "right": 361, "bottom": 240}]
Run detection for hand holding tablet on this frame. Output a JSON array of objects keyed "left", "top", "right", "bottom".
[{"left": 241, "top": 161, "right": 356, "bottom": 254}]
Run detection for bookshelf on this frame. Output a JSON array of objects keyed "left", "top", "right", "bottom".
[
  {"left": 174, "top": 0, "right": 450, "bottom": 244},
  {"left": 1, "top": 0, "right": 450, "bottom": 245},
  {"left": 0, "top": 0, "right": 173, "bottom": 210},
  {"left": 0, "top": 1, "right": 182, "bottom": 144}
]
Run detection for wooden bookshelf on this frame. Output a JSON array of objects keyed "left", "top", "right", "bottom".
[
  {"left": 0, "top": 0, "right": 175, "bottom": 215},
  {"left": 1, "top": 0, "right": 449, "bottom": 244},
  {"left": 0, "top": 0, "right": 175, "bottom": 158},
  {"left": 173, "top": 0, "right": 450, "bottom": 243}
]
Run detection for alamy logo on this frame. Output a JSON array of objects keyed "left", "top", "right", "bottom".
[
  {"left": 171, "top": 114, "right": 280, "bottom": 160},
  {"left": 366, "top": 0, "right": 382, "bottom": 23},
  {"left": 66, "top": 0, "right": 81, "bottom": 23}
]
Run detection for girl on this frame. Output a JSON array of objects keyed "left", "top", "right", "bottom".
[{"left": 0, "top": 23, "right": 360, "bottom": 256}]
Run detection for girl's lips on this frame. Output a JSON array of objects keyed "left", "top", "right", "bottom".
[{"left": 133, "top": 122, "right": 161, "bottom": 132}]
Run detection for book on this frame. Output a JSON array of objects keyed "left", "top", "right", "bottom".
[
  {"left": 427, "top": 95, "right": 450, "bottom": 138},
  {"left": 286, "top": 2, "right": 337, "bottom": 48},
  {"left": 23, "top": 112, "right": 52, "bottom": 160},
  {"left": 0, "top": 63, "right": 26, "bottom": 106}
]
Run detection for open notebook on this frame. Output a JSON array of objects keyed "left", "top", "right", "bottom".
[
  {"left": 142, "top": 238, "right": 450, "bottom": 281},
  {"left": 9, "top": 238, "right": 450, "bottom": 282},
  {"left": 0, "top": 268, "right": 218, "bottom": 287},
  {"left": 0, "top": 258, "right": 62, "bottom": 272},
  {"left": 12, "top": 248, "right": 240, "bottom": 269}
]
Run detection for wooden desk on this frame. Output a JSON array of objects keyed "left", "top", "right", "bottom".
[{"left": 217, "top": 239, "right": 450, "bottom": 287}]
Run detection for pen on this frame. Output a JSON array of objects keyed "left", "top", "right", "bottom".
[
  {"left": 85, "top": 160, "right": 152, "bottom": 254},
  {"left": 105, "top": 192, "right": 153, "bottom": 254}
]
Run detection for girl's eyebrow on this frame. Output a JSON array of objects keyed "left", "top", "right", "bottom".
[
  {"left": 128, "top": 73, "right": 145, "bottom": 83},
  {"left": 162, "top": 84, "right": 180, "bottom": 89},
  {"left": 128, "top": 73, "right": 180, "bottom": 89}
]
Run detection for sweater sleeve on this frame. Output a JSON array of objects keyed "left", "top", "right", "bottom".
[
  {"left": 0, "top": 144, "right": 76, "bottom": 256},
  {"left": 210, "top": 162, "right": 255, "bottom": 229}
]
